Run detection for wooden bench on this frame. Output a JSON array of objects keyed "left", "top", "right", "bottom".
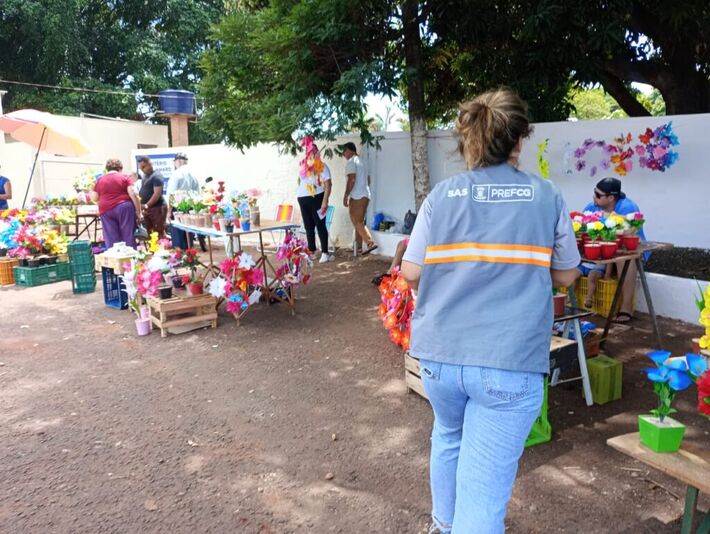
[{"left": 608, "top": 432, "right": 710, "bottom": 533}]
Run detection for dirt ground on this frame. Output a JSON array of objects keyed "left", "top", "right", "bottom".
[{"left": 1, "top": 251, "right": 709, "bottom": 533}]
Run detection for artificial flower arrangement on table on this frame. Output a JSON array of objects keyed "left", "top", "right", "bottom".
[
  {"left": 180, "top": 248, "right": 205, "bottom": 296},
  {"left": 72, "top": 169, "right": 102, "bottom": 193},
  {"left": 121, "top": 259, "right": 163, "bottom": 335},
  {"left": 208, "top": 253, "right": 264, "bottom": 319},
  {"left": 377, "top": 266, "right": 415, "bottom": 350},
  {"left": 640, "top": 350, "right": 707, "bottom": 452},
  {"left": 275, "top": 231, "right": 312, "bottom": 290}
]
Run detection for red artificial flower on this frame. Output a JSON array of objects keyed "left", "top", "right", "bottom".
[{"left": 698, "top": 373, "right": 710, "bottom": 417}]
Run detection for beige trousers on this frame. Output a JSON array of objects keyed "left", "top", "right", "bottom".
[{"left": 348, "top": 197, "right": 374, "bottom": 250}]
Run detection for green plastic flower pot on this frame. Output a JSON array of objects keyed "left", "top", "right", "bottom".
[{"left": 638, "top": 414, "right": 685, "bottom": 453}]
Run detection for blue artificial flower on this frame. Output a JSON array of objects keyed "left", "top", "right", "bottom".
[
  {"left": 647, "top": 350, "right": 671, "bottom": 365},
  {"left": 686, "top": 353, "right": 708, "bottom": 377},
  {"left": 666, "top": 357, "right": 689, "bottom": 371},
  {"left": 668, "top": 369, "right": 692, "bottom": 391},
  {"left": 644, "top": 366, "right": 670, "bottom": 383}
]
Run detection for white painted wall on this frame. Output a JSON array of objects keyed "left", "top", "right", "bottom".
[
  {"left": 133, "top": 112, "right": 709, "bottom": 251},
  {"left": 635, "top": 273, "right": 708, "bottom": 325}
]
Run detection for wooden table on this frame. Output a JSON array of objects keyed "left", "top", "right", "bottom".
[
  {"left": 608, "top": 432, "right": 710, "bottom": 533},
  {"left": 74, "top": 205, "right": 102, "bottom": 242},
  {"left": 171, "top": 220, "right": 301, "bottom": 320},
  {"left": 581, "top": 241, "right": 672, "bottom": 349}
]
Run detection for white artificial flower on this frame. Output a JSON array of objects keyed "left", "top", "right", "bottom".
[
  {"left": 605, "top": 219, "right": 617, "bottom": 228},
  {"left": 248, "top": 289, "right": 262, "bottom": 305},
  {"left": 626, "top": 212, "right": 636, "bottom": 221},
  {"left": 208, "top": 277, "right": 228, "bottom": 298},
  {"left": 238, "top": 253, "right": 255, "bottom": 269}
]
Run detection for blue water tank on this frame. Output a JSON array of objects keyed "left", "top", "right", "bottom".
[{"left": 158, "top": 89, "right": 195, "bottom": 115}]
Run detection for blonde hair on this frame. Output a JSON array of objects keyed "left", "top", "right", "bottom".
[
  {"left": 105, "top": 158, "right": 123, "bottom": 171},
  {"left": 455, "top": 88, "right": 532, "bottom": 169}
]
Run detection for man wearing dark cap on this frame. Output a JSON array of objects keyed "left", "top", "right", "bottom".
[
  {"left": 582, "top": 177, "right": 645, "bottom": 322},
  {"left": 166, "top": 153, "right": 200, "bottom": 249}
]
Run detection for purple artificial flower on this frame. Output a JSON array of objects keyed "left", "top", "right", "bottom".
[
  {"left": 574, "top": 147, "right": 586, "bottom": 158},
  {"left": 590, "top": 166, "right": 597, "bottom": 177},
  {"left": 600, "top": 160, "right": 611, "bottom": 170},
  {"left": 575, "top": 160, "right": 586, "bottom": 171}
]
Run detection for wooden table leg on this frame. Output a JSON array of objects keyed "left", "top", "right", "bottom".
[
  {"left": 601, "top": 259, "right": 630, "bottom": 348},
  {"left": 636, "top": 257, "right": 663, "bottom": 349}
]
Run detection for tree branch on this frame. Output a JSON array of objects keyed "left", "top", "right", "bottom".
[{"left": 597, "top": 69, "right": 650, "bottom": 117}]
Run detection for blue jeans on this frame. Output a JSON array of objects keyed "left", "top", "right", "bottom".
[{"left": 420, "top": 360, "right": 544, "bottom": 534}]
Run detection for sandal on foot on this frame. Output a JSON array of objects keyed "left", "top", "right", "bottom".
[
  {"left": 584, "top": 299, "right": 593, "bottom": 309},
  {"left": 613, "top": 312, "right": 634, "bottom": 323},
  {"left": 361, "top": 243, "right": 378, "bottom": 256}
]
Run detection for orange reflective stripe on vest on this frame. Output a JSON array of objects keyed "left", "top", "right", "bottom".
[{"left": 424, "top": 242, "right": 552, "bottom": 267}]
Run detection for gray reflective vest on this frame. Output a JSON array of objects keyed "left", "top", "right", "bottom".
[{"left": 410, "top": 163, "right": 567, "bottom": 373}]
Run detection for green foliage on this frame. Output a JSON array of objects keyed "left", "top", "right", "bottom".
[
  {"left": 199, "top": 1, "right": 398, "bottom": 150},
  {"left": 570, "top": 87, "right": 666, "bottom": 120},
  {"left": 0, "top": 0, "right": 224, "bottom": 121}
]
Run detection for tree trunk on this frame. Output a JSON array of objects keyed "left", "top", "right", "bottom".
[
  {"left": 597, "top": 70, "right": 650, "bottom": 117},
  {"left": 401, "top": 0, "right": 430, "bottom": 211}
]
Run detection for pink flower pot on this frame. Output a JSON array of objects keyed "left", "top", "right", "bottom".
[
  {"left": 584, "top": 243, "right": 602, "bottom": 260},
  {"left": 135, "top": 318, "right": 151, "bottom": 336},
  {"left": 624, "top": 235, "right": 640, "bottom": 251},
  {"left": 600, "top": 241, "right": 618, "bottom": 260},
  {"left": 553, "top": 293, "right": 567, "bottom": 316}
]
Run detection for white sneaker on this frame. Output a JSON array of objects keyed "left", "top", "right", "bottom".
[{"left": 319, "top": 253, "right": 334, "bottom": 263}]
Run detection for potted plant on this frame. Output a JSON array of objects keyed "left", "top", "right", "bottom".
[
  {"left": 640, "top": 351, "right": 707, "bottom": 452},
  {"left": 122, "top": 260, "right": 162, "bottom": 335},
  {"left": 584, "top": 220, "right": 604, "bottom": 259},
  {"left": 552, "top": 288, "right": 567, "bottom": 316},
  {"left": 599, "top": 218, "right": 621, "bottom": 259},
  {"left": 180, "top": 248, "right": 203, "bottom": 295}
]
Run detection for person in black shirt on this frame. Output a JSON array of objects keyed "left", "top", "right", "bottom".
[{"left": 137, "top": 156, "right": 166, "bottom": 238}]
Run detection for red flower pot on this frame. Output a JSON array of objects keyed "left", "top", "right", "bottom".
[
  {"left": 584, "top": 243, "right": 602, "bottom": 260},
  {"left": 186, "top": 282, "right": 204, "bottom": 296},
  {"left": 600, "top": 241, "right": 618, "bottom": 260},
  {"left": 577, "top": 238, "right": 584, "bottom": 255},
  {"left": 623, "top": 235, "right": 640, "bottom": 251}
]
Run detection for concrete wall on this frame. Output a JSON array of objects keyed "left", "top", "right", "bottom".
[
  {"left": 133, "top": 112, "right": 709, "bottom": 251},
  {"left": 0, "top": 114, "right": 168, "bottom": 206}
]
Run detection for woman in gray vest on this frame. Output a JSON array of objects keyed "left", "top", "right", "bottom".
[{"left": 401, "top": 89, "right": 580, "bottom": 533}]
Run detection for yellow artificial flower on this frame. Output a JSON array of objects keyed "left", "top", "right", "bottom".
[
  {"left": 589, "top": 221, "right": 604, "bottom": 231},
  {"left": 700, "top": 309, "right": 710, "bottom": 327},
  {"left": 701, "top": 335, "right": 710, "bottom": 349},
  {"left": 572, "top": 221, "right": 582, "bottom": 234},
  {"left": 148, "top": 232, "right": 160, "bottom": 253}
]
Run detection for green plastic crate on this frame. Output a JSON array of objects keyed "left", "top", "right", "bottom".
[
  {"left": 70, "top": 254, "right": 96, "bottom": 274},
  {"left": 71, "top": 271, "right": 96, "bottom": 294},
  {"left": 13, "top": 263, "right": 72, "bottom": 287},
  {"left": 584, "top": 355, "right": 623, "bottom": 405},
  {"left": 525, "top": 378, "right": 551, "bottom": 448}
]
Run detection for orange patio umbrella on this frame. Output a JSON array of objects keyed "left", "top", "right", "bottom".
[{"left": 0, "top": 109, "right": 90, "bottom": 207}]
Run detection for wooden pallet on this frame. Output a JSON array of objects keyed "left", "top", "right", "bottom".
[
  {"left": 404, "top": 336, "right": 581, "bottom": 401},
  {"left": 404, "top": 352, "right": 427, "bottom": 400},
  {"left": 146, "top": 294, "right": 218, "bottom": 337}
]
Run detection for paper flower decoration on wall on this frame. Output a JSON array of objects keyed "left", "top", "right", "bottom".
[{"left": 572, "top": 122, "right": 679, "bottom": 177}]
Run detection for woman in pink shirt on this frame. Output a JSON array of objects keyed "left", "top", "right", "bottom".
[{"left": 90, "top": 159, "right": 141, "bottom": 248}]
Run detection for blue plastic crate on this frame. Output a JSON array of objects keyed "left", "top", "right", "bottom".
[{"left": 102, "top": 267, "right": 128, "bottom": 309}]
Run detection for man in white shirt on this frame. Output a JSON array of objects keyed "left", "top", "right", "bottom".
[
  {"left": 166, "top": 153, "right": 200, "bottom": 249},
  {"left": 341, "top": 142, "right": 377, "bottom": 255}
]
